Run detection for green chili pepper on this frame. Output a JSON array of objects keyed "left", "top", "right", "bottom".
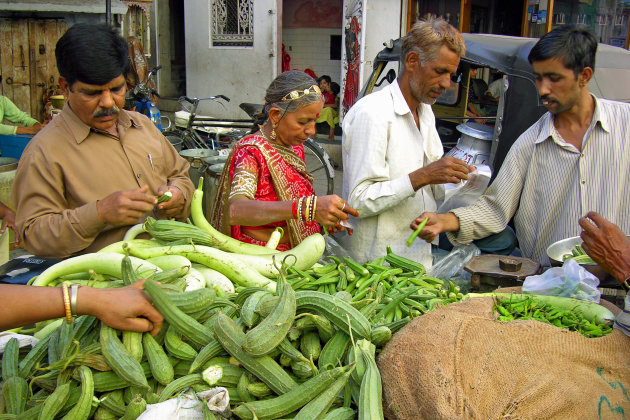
[{"left": 406, "top": 217, "right": 428, "bottom": 247}]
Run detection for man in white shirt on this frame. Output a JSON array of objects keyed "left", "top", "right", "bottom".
[
  {"left": 341, "top": 18, "right": 472, "bottom": 267},
  {"left": 413, "top": 25, "right": 630, "bottom": 266}
]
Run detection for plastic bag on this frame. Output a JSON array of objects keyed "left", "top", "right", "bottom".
[
  {"left": 429, "top": 243, "right": 480, "bottom": 291},
  {"left": 319, "top": 234, "right": 352, "bottom": 264},
  {"left": 138, "top": 387, "right": 230, "bottom": 420},
  {"left": 522, "top": 259, "right": 601, "bottom": 303},
  {"left": 437, "top": 164, "right": 491, "bottom": 214}
]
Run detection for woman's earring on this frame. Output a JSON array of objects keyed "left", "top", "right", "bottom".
[{"left": 271, "top": 124, "right": 277, "bottom": 140}]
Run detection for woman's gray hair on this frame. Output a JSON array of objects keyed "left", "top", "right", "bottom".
[
  {"left": 401, "top": 17, "right": 465, "bottom": 70},
  {"left": 252, "top": 70, "right": 322, "bottom": 128}
]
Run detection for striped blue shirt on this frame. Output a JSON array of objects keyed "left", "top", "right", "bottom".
[{"left": 448, "top": 95, "right": 630, "bottom": 266}]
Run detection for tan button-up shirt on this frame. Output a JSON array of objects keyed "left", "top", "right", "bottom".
[{"left": 12, "top": 104, "right": 194, "bottom": 257}]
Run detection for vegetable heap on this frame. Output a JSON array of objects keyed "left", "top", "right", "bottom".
[{"left": 490, "top": 294, "right": 613, "bottom": 338}]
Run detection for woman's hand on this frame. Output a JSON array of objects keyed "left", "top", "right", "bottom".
[
  {"left": 77, "top": 280, "right": 164, "bottom": 336},
  {"left": 314, "top": 195, "right": 359, "bottom": 234}
]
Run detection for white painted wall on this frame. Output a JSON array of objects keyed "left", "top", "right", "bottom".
[
  {"left": 361, "top": 0, "right": 404, "bottom": 89},
  {"left": 184, "top": 0, "right": 278, "bottom": 119},
  {"left": 283, "top": 28, "right": 342, "bottom": 85}
]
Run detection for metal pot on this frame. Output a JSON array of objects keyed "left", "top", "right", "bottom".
[{"left": 446, "top": 122, "right": 494, "bottom": 167}]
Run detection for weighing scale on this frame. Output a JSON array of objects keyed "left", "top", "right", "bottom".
[{"left": 464, "top": 254, "right": 541, "bottom": 291}]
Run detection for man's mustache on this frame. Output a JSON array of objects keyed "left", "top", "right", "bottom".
[{"left": 93, "top": 106, "right": 120, "bottom": 118}]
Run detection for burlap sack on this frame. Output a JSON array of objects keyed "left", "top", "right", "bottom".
[{"left": 378, "top": 297, "right": 630, "bottom": 419}]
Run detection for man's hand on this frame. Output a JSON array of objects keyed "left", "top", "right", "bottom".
[
  {"left": 97, "top": 185, "right": 156, "bottom": 226},
  {"left": 579, "top": 212, "right": 630, "bottom": 285},
  {"left": 0, "top": 205, "right": 21, "bottom": 248},
  {"left": 156, "top": 186, "right": 185, "bottom": 218},
  {"left": 409, "top": 156, "right": 473, "bottom": 191},
  {"left": 16, "top": 123, "right": 45, "bottom": 135},
  {"left": 410, "top": 211, "right": 460, "bottom": 243},
  {"left": 78, "top": 280, "right": 164, "bottom": 336}
]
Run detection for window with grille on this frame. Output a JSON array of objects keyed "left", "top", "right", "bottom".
[{"left": 211, "top": 0, "right": 254, "bottom": 47}]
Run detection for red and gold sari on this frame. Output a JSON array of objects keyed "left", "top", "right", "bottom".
[{"left": 210, "top": 135, "right": 321, "bottom": 249}]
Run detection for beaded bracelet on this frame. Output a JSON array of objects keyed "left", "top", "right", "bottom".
[
  {"left": 306, "top": 195, "right": 315, "bottom": 222},
  {"left": 61, "top": 283, "right": 72, "bottom": 324},
  {"left": 296, "top": 196, "right": 305, "bottom": 222}
]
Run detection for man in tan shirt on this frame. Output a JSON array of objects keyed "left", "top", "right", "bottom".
[{"left": 12, "top": 24, "right": 194, "bottom": 258}]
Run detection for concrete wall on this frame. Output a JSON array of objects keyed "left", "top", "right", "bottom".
[
  {"left": 283, "top": 28, "right": 342, "bottom": 85},
  {"left": 184, "top": 0, "right": 278, "bottom": 119},
  {"left": 361, "top": 0, "right": 404, "bottom": 89}
]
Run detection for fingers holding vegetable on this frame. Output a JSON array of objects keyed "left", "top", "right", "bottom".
[
  {"left": 156, "top": 186, "right": 185, "bottom": 218},
  {"left": 97, "top": 185, "right": 156, "bottom": 226},
  {"left": 409, "top": 212, "right": 437, "bottom": 242},
  {"left": 78, "top": 279, "right": 164, "bottom": 336}
]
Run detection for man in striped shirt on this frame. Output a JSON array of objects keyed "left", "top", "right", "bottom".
[
  {"left": 579, "top": 212, "right": 630, "bottom": 335},
  {"left": 412, "top": 25, "right": 630, "bottom": 266}
]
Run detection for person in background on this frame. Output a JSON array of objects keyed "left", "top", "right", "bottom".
[
  {"left": 0, "top": 96, "right": 46, "bottom": 135},
  {"left": 465, "top": 65, "right": 486, "bottom": 123},
  {"left": 210, "top": 70, "right": 358, "bottom": 250},
  {"left": 341, "top": 17, "right": 472, "bottom": 266},
  {"left": 12, "top": 24, "right": 194, "bottom": 259},
  {"left": 413, "top": 25, "right": 630, "bottom": 266},
  {"left": 579, "top": 211, "right": 630, "bottom": 336},
  {"left": 0, "top": 279, "right": 163, "bottom": 335},
  {"left": 317, "top": 75, "right": 339, "bottom": 140}
]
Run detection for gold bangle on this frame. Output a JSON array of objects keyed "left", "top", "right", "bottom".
[
  {"left": 61, "top": 283, "right": 72, "bottom": 324},
  {"left": 70, "top": 284, "right": 80, "bottom": 316},
  {"left": 311, "top": 196, "right": 317, "bottom": 222},
  {"left": 304, "top": 196, "right": 311, "bottom": 222}
]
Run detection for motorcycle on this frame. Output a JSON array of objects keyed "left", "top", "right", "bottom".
[{"left": 124, "top": 65, "right": 171, "bottom": 132}]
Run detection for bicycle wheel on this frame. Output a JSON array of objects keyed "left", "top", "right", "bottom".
[{"left": 303, "top": 139, "right": 335, "bottom": 196}]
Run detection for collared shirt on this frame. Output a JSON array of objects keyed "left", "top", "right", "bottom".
[
  {"left": 448, "top": 96, "right": 630, "bottom": 266},
  {"left": 340, "top": 80, "right": 444, "bottom": 266},
  {"left": 0, "top": 96, "right": 38, "bottom": 135},
  {"left": 12, "top": 104, "right": 194, "bottom": 258}
]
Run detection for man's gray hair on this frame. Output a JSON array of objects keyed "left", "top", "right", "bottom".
[{"left": 401, "top": 17, "right": 465, "bottom": 69}]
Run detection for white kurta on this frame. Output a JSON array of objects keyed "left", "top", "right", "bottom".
[{"left": 340, "top": 80, "right": 444, "bottom": 267}]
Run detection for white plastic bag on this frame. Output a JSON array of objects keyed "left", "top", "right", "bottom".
[
  {"left": 437, "top": 164, "right": 491, "bottom": 213},
  {"left": 429, "top": 243, "right": 481, "bottom": 286},
  {"left": 137, "top": 387, "right": 230, "bottom": 420},
  {"left": 522, "top": 259, "right": 601, "bottom": 303}
]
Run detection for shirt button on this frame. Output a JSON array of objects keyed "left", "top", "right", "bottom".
[
  {"left": 137, "top": 174, "right": 141, "bottom": 179},
  {"left": 581, "top": 180, "right": 586, "bottom": 184}
]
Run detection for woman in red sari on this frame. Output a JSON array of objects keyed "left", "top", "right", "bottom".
[{"left": 210, "top": 71, "right": 358, "bottom": 250}]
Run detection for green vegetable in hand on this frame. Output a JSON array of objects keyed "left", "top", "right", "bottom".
[
  {"left": 156, "top": 191, "right": 173, "bottom": 203},
  {"left": 406, "top": 217, "right": 428, "bottom": 247}
]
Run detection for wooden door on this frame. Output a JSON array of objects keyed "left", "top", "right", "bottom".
[{"left": 0, "top": 19, "right": 67, "bottom": 122}]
